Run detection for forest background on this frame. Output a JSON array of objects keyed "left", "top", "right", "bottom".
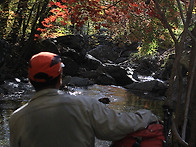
[{"left": 0, "top": 0, "right": 195, "bottom": 146}]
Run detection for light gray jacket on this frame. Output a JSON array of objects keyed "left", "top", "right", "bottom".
[{"left": 9, "top": 88, "right": 157, "bottom": 147}]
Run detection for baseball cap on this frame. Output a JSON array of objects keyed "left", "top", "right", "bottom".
[{"left": 28, "top": 52, "right": 64, "bottom": 82}]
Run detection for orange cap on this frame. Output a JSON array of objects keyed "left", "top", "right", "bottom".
[{"left": 28, "top": 52, "right": 64, "bottom": 82}]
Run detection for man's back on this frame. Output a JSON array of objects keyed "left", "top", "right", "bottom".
[
  {"left": 9, "top": 88, "right": 157, "bottom": 147},
  {"left": 9, "top": 89, "right": 97, "bottom": 147}
]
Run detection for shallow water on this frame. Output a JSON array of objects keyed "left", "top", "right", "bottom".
[{"left": 0, "top": 82, "right": 164, "bottom": 147}]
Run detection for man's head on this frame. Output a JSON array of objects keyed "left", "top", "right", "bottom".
[{"left": 28, "top": 52, "right": 64, "bottom": 91}]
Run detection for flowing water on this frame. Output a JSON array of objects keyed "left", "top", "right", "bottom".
[{"left": 0, "top": 80, "right": 165, "bottom": 147}]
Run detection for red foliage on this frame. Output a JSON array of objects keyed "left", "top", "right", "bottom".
[
  {"left": 37, "top": 0, "right": 177, "bottom": 41},
  {"left": 34, "top": 34, "right": 42, "bottom": 40}
]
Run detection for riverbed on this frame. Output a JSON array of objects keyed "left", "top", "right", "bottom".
[{"left": 0, "top": 80, "right": 164, "bottom": 147}]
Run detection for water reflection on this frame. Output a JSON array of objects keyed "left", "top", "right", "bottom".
[{"left": 0, "top": 83, "right": 164, "bottom": 147}]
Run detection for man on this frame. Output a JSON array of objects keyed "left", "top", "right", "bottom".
[{"left": 9, "top": 52, "right": 157, "bottom": 147}]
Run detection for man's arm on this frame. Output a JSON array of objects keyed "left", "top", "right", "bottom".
[{"left": 89, "top": 100, "right": 157, "bottom": 141}]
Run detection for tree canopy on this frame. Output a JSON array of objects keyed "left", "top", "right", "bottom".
[{"left": 0, "top": 0, "right": 194, "bottom": 54}]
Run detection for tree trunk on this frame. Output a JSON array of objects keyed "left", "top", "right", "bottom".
[
  {"left": 0, "top": 0, "right": 10, "bottom": 38},
  {"left": 188, "top": 25, "right": 196, "bottom": 147},
  {"left": 28, "top": 0, "right": 50, "bottom": 41},
  {"left": 8, "top": 0, "right": 27, "bottom": 43}
]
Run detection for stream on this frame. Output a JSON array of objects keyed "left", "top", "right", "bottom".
[{"left": 0, "top": 79, "right": 165, "bottom": 147}]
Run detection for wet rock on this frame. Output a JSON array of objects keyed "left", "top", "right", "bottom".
[
  {"left": 61, "top": 57, "right": 79, "bottom": 76},
  {"left": 79, "top": 70, "right": 100, "bottom": 79},
  {"left": 97, "top": 63, "right": 133, "bottom": 86},
  {"left": 0, "top": 87, "right": 6, "bottom": 95},
  {"left": 134, "top": 57, "right": 160, "bottom": 76},
  {"left": 125, "top": 80, "right": 168, "bottom": 96},
  {"left": 60, "top": 46, "right": 84, "bottom": 64},
  {"left": 119, "top": 42, "right": 139, "bottom": 57},
  {"left": 96, "top": 73, "right": 116, "bottom": 85},
  {"left": 0, "top": 79, "right": 33, "bottom": 95},
  {"left": 38, "top": 38, "right": 59, "bottom": 54},
  {"left": 62, "top": 76, "right": 94, "bottom": 87},
  {"left": 88, "top": 45, "right": 119, "bottom": 63},
  {"left": 98, "top": 97, "right": 110, "bottom": 104},
  {"left": 56, "top": 35, "right": 85, "bottom": 53},
  {"left": 84, "top": 54, "right": 103, "bottom": 70},
  {"left": 154, "top": 54, "right": 174, "bottom": 80}
]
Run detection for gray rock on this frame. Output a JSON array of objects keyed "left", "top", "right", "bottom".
[
  {"left": 62, "top": 76, "right": 94, "bottom": 87},
  {"left": 85, "top": 54, "right": 103, "bottom": 70},
  {"left": 88, "top": 45, "right": 119, "bottom": 63},
  {"left": 125, "top": 80, "right": 168, "bottom": 94},
  {"left": 97, "top": 63, "right": 133, "bottom": 86},
  {"left": 96, "top": 73, "right": 116, "bottom": 85},
  {"left": 61, "top": 57, "right": 79, "bottom": 76}
]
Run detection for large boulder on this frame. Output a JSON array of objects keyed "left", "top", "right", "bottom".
[
  {"left": 154, "top": 54, "right": 175, "bottom": 80},
  {"left": 79, "top": 70, "right": 100, "bottom": 79},
  {"left": 134, "top": 57, "right": 160, "bottom": 76},
  {"left": 62, "top": 76, "right": 94, "bottom": 87},
  {"left": 125, "top": 80, "right": 168, "bottom": 96},
  {"left": 97, "top": 63, "right": 133, "bottom": 86},
  {"left": 95, "top": 73, "right": 116, "bottom": 85},
  {"left": 84, "top": 54, "right": 103, "bottom": 70},
  {"left": 38, "top": 38, "right": 59, "bottom": 54},
  {"left": 88, "top": 45, "right": 119, "bottom": 63},
  {"left": 60, "top": 46, "right": 84, "bottom": 64},
  {"left": 56, "top": 35, "right": 85, "bottom": 54},
  {"left": 61, "top": 57, "right": 79, "bottom": 76}
]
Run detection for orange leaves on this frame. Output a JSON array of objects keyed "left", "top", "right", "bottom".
[
  {"left": 130, "top": 3, "right": 138, "bottom": 7},
  {"left": 42, "top": 0, "right": 71, "bottom": 29},
  {"left": 57, "top": 12, "right": 64, "bottom": 17},
  {"left": 49, "top": 1, "right": 55, "bottom": 7},
  {"left": 50, "top": 9, "right": 60, "bottom": 13},
  {"left": 34, "top": 34, "right": 42, "bottom": 40},
  {"left": 60, "top": 21, "right": 67, "bottom": 25},
  {"left": 41, "top": 17, "right": 54, "bottom": 28},
  {"left": 37, "top": 28, "right": 47, "bottom": 32}
]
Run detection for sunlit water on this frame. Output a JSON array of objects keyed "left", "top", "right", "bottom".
[{"left": 0, "top": 81, "right": 164, "bottom": 147}]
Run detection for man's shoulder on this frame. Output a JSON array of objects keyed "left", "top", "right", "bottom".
[
  {"left": 9, "top": 103, "right": 28, "bottom": 123},
  {"left": 58, "top": 91, "right": 100, "bottom": 107}
]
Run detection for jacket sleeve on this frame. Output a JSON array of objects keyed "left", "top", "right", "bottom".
[{"left": 88, "top": 99, "right": 158, "bottom": 141}]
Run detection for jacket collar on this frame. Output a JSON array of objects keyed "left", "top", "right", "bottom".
[{"left": 30, "top": 88, "right": 59, "bottom": 102}]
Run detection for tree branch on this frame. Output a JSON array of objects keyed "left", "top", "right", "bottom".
[
  {"left": 172, "top": 119, "right": 189, "bottom": 146},
  {"left": 152, "top": 0, "right": 178, "bottom": 44},
  {"left": 176, "top": 0, "right": 186, "bottom": 25},
  {"left": 180, "top": 0, "right": 195, "bottom": 140}
]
